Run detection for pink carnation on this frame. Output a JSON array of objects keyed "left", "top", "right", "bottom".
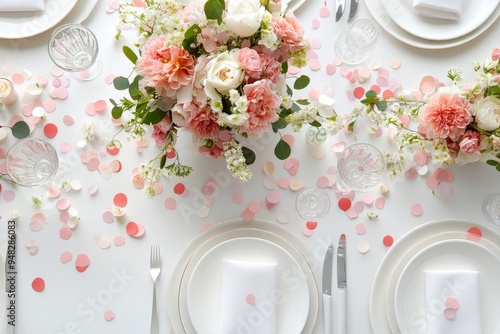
[
  {"left": 241, "top": 80, "right": 280, "bottom": 135},
  {"left": 238, "top": 48, "right": 263, "bottom": 79},
  {"left": 183, "top": 103, "right": 220, "bottom": 139},
  {"left": 151, "top": 114, "right": 173, "bottom": 147},
  {"left": 418, "top": 92, "right": 471, "bottom": 141},
  {"left": 261, "top": 54, "right": 281, "bottom": 84},
  {"left": 459, "top": 130, "right": 480, "bottom": 156},
  {"left": 272, "top": 13, "right": 305, "bottom": 50},
  {"left": 492, "top": 48, "right": 500, "bottom": 61},
  {"left": 135, "top": 37, "right": 195, "bottom": 98}
]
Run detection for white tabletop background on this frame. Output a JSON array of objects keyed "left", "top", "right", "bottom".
[{"left": 0, "top": 0, "right": 499, "bottom": 333}]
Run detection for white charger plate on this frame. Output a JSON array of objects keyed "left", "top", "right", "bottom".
[
  {"left": 369, "top": 219, "right": 500, "bottom": 334},
  {"left": 167, "top": 219, "right": 320, "bottom": 334},
  {"left": 365, "top": 0, "right": 500, "bottom": 49},
  {"left": 283, "top": 0, "right": 306, "bottom": 13},
  {"left": 0, "top": 0, "right": 78, "bottom": 39},
  {"left": 187, "top": 237, "right": 309, "bottom": 334},
  {"left": 381, "top": 0, "right": 499, "bottom": 41},
  {"left": 394, "top": 239, "right": 500, "bottom": 334}
]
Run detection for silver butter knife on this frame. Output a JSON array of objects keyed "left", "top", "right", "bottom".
[
  {"left": 5, "top": 219, "right": 16, "bottom": 334},
  {"left": 337, "top": 234, "right": 347, "bottom": 334},
  {"left": 322, "top": 243, "right": 334, "bottom": 333},
  {"left": 348, "top": 0, "right": 359, "bottom": 21},
  {"left": 335, "top": 0, "right": 346, "bottom": 21}
]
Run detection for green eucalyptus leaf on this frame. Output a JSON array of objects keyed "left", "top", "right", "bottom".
[
  {"left": 129, "top": 76, "right": 142, "bottom": 100},
  {"left": 293, "top": 75, "right": 310, "bottom": 90},
  {"left": 122, "top": 45, "right": 138, "bottom": 64},
  {"left": 281, "top": 61, "right": 288, "bottom": 74},
  {"left": 272, "top": 119, "right": 287, "bottom": 132},
  {"left": 365, "top": 90, "right": 377, "bottom": 97},
  {"left": 375, "top": 101, "right": 388, "bottom": 111},
  {"left": 183, "top": 24, "right": 201, "bottom": 55},
  {"left": 113, "top": 76, "right": 130, "bottom": 90},
  {"left": 242, "top": 146, "right": 256, "bottom": 165},
  {"left": 142, "top": 108, "right": 167, "bottom": 125},
  {"left": 486, "top": 159, "right": 499, "bottom": 167},
  {"left": 286, "top": 85, "right": 293, "bottom": 96},
  {"left": 109, "top": 98, "right": 117, "bottom": 107},
  {"left": 160, "top": 154, "right": 167, "bottom": 169},
  {"left": 10, "top": 121, "right": 30, "bottom": 139},
  {"left": 111, "top": 106, "right": 123, "bottom": 120},
  {"left": 295, "top": 99, "right": 310, "bottom": 105},
  {"left": 274, "top": 139, "right": 291, "bottom": 160},
  {"left": 204, "top": 0, "right": 224, "bottom": 21}
]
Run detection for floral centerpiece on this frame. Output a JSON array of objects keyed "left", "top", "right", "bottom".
[
  {"left": 351, "top": 48, "right": 500, "bottom": 177},
  {"left": 109, "top": 0, "right": 337, "bottom": 194}
]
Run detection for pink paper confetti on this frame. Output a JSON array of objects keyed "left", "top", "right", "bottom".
[
  {"left": 374, "top": 197, "right": 385, "bottom": 210},
  {"left": 312, "top": 18, "right": 320, "bottom": 29},
  {"left": 276, "top": 210, "right": 290, "bottom": 224},
  {"left": 60, "top": 251, "right": 73, "bottom": 263},
  {"left": 357, "top": 240, "right": 370, "bottom": 254},
  {"left": 75, "top": 254, "right": 90, "bottom": 272},
  {"left": 445, "top": 297, "right": 460, "bottom": 310},
  {"left": 113, "top": 193, "right": 128, "bottom": 207},
  {"left": 32, "top": 277, "right": 45, "bottom": 292},
  {"left": 355, "top": 223, "right": 367, "bottom": 235},
  {"left": 113, "top": 235, "right": 126, "bottom": 247},
  {"left": 302, "top": 225, "right": 314, "bottom": 237},
  {"left": 326, "top": 64, "right": 336, "bottom": 75},
  {"left": 443, "top": 308, "right": 456, "bottom": 320},
  {"left": 246, "top": 293, "right": 256, "bottom": 305},
  {"left": 410, "top": 203, "right": 423, "bottom": 216},
  {"left": 248, "top": 200, "right": 261, "bottom": 214},
  {"left": 319, "top": 6, "right": 330, "bottom": 17},
  {"left": 466, "top": 227, "right": 482, "bottom": 242},
  {"left": 241, "top": 208, "right": 255, "bottom": 222},
  {"left": 59, "top": 226, "right": 72, "bottom": 240},
  {"left": 104, "top": 310, "right": 115, "bottom": 321}
]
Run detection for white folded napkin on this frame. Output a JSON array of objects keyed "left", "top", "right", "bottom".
[
  {"left": 413, "top": 0, "right": 463, "bottom": 20},
  {"left": 0, "top": 0, "right": 44, "bottom": 12},
  {"left": 425, "top": 270, "right": 481, "bottom": 334},
  {"left": 219, "top": 259, "right": 277, "bottom": 334}
]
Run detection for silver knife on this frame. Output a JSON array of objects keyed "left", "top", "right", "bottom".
[
  {"left": 347, "top": 0, "right": 359, "bottom": 22},
  {"left": 5, "top": 219, "right": 16, "bottom": 334},
  {"left": 322, "top": 243, "right": 333, "bottom": 334},
  {"left": 337, "top": 234, "right": 347, "bottom": 334},
  {"left": 335, "top": 0, "right": 346, "bottom": 22}
]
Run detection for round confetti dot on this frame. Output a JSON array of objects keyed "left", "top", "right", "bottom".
[
  {"left": 326, "top": 63, "right": 336, "bottom": 75},
  {"left": 353, "top": 86, "right": 365, "bottom": 99},
  {"left": 383, "top": 235, "right": 394, "bottom": 247},
  {"left": 43, "top": 123, "right": 58, "bottom": 138},
  {"left": 32, "top": 277, "right": 45, "bottom": 292},
  {"left": 126, "top": 222, "right": 139, "bottom": 236},
  {"left": 59, "top": 226, "right": 72, "bottom": 240},
  {"left": 306, "top": 221, "right": 317, "bottom": 230},
  {"left": 173, "top": 183, "right": 185, "bottom": 195},
  {"left": 302, "top": 225, "right": 314, "bottom": 237},
  {"left": 241, "top": 208, "right": 255, "bottom": 222},
  {"left": 113, "top": 193, "right": 128, "bottom": 207},
  {"left": 338, "top": 197, "right": 352, "bottom": 211},
  {"left": 113, "top": 235, "right": 126, "bottom": 247},
  {"left": 248, "top": 200, "right": 261, "bottom": 214},
  {"left": 374, "top": 197, "right": 385, "bottom": 210},
  {"left": 319, "top": 6, "right": 330, "bottom": 17},
  {"left": 445, "top": 297, "right": 460, "bottom": 310},
  {"left": 104, "top": 310, "right": 115, "bottom": 321},
  {"left": 266, "top": 189, "right": 281, "bottom": 204},
  {"left": 102, "top": 210, "right": 115, "bottom": 223},
  {"left": 276, "top": 210, "right": 290, "bottom": 224},
  {"left": 312, "top": 18, "right": 320, "bottom": 29},
  {"left": 357, "top": 240, "right": 370, "bottom": 254},
  {"left": 410, "top": 203, "right": 423, "bottom": 216},
  {"left": 467, "top": 227, "right": 482, "bottom": 242},
  {"left": 75, "top": 254, "right": 90, "bottom": 272},
  {"left": 443, "top": 308, "right": 456, "bottom": 320},
  {"left": 60, "top": 251, "right": 73, "bottom": 263},
  {"left": 94, "top": 99, "right": 107, "bottom": 112},
  {"left": 355, "top": 223, "right": 367, "bottom": 235}
]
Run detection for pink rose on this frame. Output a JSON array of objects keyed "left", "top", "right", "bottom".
[
  {"left": 151, "top": 114, "right": 173, "bottom": 147},
  {"left": 418, "top": 92, "right": 471, "bottom": 141},
  {"left": 183, "top": 103, "right": 220, "bottom": 139},
  {"left": 261, "top": 54, "right": 281, "bottom": 83},
  {"left": 272, "top": 13, "right": 305, "bottom": 50},
  {"left": 238, "top": 48, "right": 263, "bottom": 79},
  {"left": 459, "top": 130, "right": 480, "bottom": 156},
  {"left": 241, "top": 79, "right": 280, "bottom": 135},
  {"left": 492, "top": 48, "right": 500, "bottom": 61},
  {"left": 136, "top": 38, "right": 195, "bottom": 98}
]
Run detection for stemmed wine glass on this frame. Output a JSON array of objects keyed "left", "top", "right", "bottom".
[
  {"left": 5, "top": 138, "right": 59, "bottom": 187},
  {"left": 295, "top": 187, "right": 331, "bottom": 221},
  {"left": 336, "top": 143, "right": 385, "bottom": 192},
  {"left": 48, "top": 23, "right": 102, "bottom": 80}
]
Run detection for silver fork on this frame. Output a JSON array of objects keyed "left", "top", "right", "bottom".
[{"left": 150, "top": 245, "right": 161, "bottom": 334}]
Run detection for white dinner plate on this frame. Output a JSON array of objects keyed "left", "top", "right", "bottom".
[
  {"left": 187, "top": 237, "right": 310, "bottom": 334},
  {"left": 365, "top": 0, "right": 500, "bottom": 49},
  {"left": 394, "top": 239, "right": 500, "bottom": 334},
  {"left": 0, "top": 0, "right": 78, "bottom": 39},
  {"left": 283, "top": 0, "right": 306, "bottom": 13},
  {"left": 381, "top": 0, "right": 499, "bottom": 41},
  {"left": 167, "top": 218, "right": 320, "bottom": 334},
  {"left": 369, "top": 219, "right": 500, "bottom": 334}
]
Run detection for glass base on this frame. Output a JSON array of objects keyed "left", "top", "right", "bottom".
[{"left": 73, "top": 59, "right": 102, "bottom": 81}]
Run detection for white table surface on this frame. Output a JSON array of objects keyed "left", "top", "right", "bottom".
[{"left": 0, "top": 1, "right": 499, "bottom": 333}]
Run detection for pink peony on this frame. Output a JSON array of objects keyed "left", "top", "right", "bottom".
[
  {"left": 492, "top": 48, "right": 500, "bottom": 61},
  {"left": 272, "top": 13, "right": 305, "bottom": 49},
  {"left": 135, "top": 37, "right": 195, "bottom": 98},
  {"left": 151, "top": 114, "right": 173, "bottom": 147},
  {"left": 418, "top": 92, "right": 471, "bottom": 141},
  {"left": 241, "top": 79, "right": 280, "bottom": 135},
  {"left": 459, "top": 130, "right": 481, "bottom": 156},
  {"left": 260, "top": 54, "right": 281, "bottom": 83},
  {"left": 238, "top": 48, "right": 263, "bottom": 79},
  {"left": 183, "top": 103, "right": 220, "bottom": 139}
]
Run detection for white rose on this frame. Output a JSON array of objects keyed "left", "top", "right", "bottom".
[
  {"left": 205, "top": 51, "right": 244, "bottom": 97},
  {"left": 226, "top": 0, "right": 265, "bottom": 37},
  {"left": 474, "top": 95, "right": 500, "bottom": 131}
]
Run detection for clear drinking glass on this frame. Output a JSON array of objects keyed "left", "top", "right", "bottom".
[
  {"left": 482, "top": 193, "right": 500, "bottom": 226},
  {"left": 336, "top": 143, "right": 385, "bottom": 192},
  {"left": 334, "top": 19, "right": 379, "bottom": 65},
  {"left": 5, "top": 138, "right": 59, "bottom": 187},
  {"left": 295, "top": 187, "right": 331, "bottom": 221},
  {"left": 306, "top": 126, "right": 328, "bottom": 146},
  {"left": 48, "top": 23, "right": 102, "bottom": 80}
]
